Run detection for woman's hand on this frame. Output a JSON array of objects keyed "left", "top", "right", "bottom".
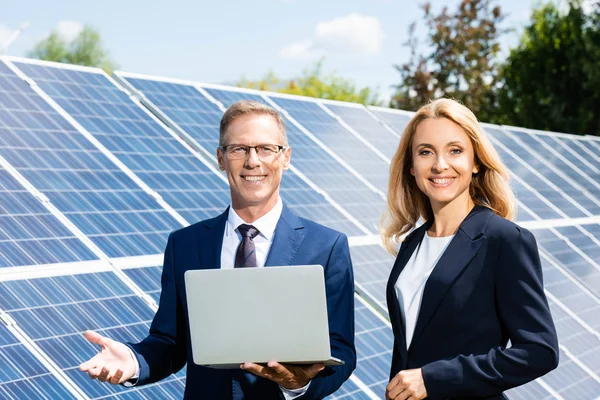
[{"left": 386, "top": 368, "right": 427, "bottom": 400}]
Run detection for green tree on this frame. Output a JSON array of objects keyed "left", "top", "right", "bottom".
[
  {"left": 28, "top": 26, "right": 116, "bottom": 74},
  {"left": 392, "top": 0, "right": 505, "bottom": 122},
  {"left": 238, "top": 59, "right": 382, "bottom": 105},
  {"left": 498, "top": 0, "right": 600, "bottom": 135}
]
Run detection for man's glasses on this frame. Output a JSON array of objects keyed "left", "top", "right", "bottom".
[{"left": 219, "top": 144, "right": 288, "bottom": 161}]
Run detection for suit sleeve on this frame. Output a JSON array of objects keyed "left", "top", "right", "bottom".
[
  {"left": 421, "top": 227, "right": 559, "bottom": 399},
  {"left": 302, "top": 233, "right": 357, "bottom": 399},
  {"left": 126, "top": 231, "right": 188, "bottom": 385}
]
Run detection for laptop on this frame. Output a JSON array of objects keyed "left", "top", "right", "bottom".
[{"left": 184, "top": 265, "right": 344, "bottom": 369}]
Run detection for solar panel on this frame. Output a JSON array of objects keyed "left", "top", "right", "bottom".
[
  {"left": 321, "top": 102, "right": 400, "bottom": 160},
  {"left": 266, "top": 95, "right": 390, "bottom": 193},
  {"left": 534, "top": 228, "right": 600, "bottom": 297},
  {"left": 0, "top": 272, "right": 185, "bottom": 399},
  {"left": 115, "top": 75, "right": 369, "bottom": 235},
  {"left": 202, "top": 87, "right": 386, "bottom": 231},
  {"left": 0, "top": 166, "right": 97, "bottom": 267},
  {"left": 0, "top": 60, "right": 181, "bottom": 259},
  {"left": 484, "top": 126, "right": 590, "bottom": 219},
  {"left": 327, "top": 377, "right": 372, "bottom": 399},
  {"left": 9, "top": 60, "right": 232, "bottom": 228},
  {"left": 0, "top": 321, "right": 79, "bottom": 399},
  {"left": 353, "top": 295, "right": 393, "bottom": 398},
  {"left": 350, "top": 244, "right": 395, "bottom": 312},
  {"left": 366, "top": 107, "right": 413, "bottom": 136},
  {"left": 501, "top": 128, "right": 600, "bottom": 214}
]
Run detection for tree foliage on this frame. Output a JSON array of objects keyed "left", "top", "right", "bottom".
[
  {"left": 28, "top": 26, "right": 116, "bottom": 74},
  {"left": 238, "top": 59, "right": 382, "bottom": 105},
  {"left": 498, "top": 0, "right": 600, "bottom": 135},
  {"left": 392, "top": 0, "right": 505, "bottom": 122}
]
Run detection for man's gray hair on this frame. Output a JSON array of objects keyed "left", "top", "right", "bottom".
[{"left": 219, "top": 100, "right": 287, "bottom": 146}]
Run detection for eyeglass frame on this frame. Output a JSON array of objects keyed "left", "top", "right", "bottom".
[{"left": 218, "top": 144, "right": 289, "bottom": 160}]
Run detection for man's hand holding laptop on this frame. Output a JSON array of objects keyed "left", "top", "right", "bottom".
[{"left": 241, "top": 361, "right": 325, "bottom": 389}]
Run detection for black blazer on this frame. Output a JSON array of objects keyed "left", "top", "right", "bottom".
[{"left": 386, "top": 206, "right": 559, "bottom": 400}]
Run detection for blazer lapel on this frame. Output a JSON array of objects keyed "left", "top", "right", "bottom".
[
  {"left": 197, "top": 207, "right": 228, "bottom": 270},
  {"left": 264, "top": 204, "right": 305, "bottom": 267},
  {"left": 386, "top": 221, "right": 431, "bottom": 365},
  {"left": 409, "top": 206, "right": 491, "bottom": 350}
]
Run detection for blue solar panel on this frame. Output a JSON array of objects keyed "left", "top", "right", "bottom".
[
  {"left": 12, "top": 62, "right": 232, "bottom": 226},
  {"left": 0, "top": 272, "right": 185, "bottom": 399},
  {"left": 122, "top": 265, "right": 162, "bottom": 303},
  {"left": 0, "top": 167, "right": 97, "bottom": 267},
  {"left": 203, "top": 87, "right": 385, "bottom": 232},
  {"left": 485, "top": 127, "right": 589, "bottom": 218},
  {"left": 353, "top": 296, "right": 393, "bottom": 398},
  {"left": 117, "top": 76, "right": 367, "bottom": 235},
  {"left": 533, "top": 134, "right": 600, "bottom": 187},
  {"left": 511, "top": 180, "right": 562, "bottom": 221},
  {"left": 0, "top": 61, "right": 181, "bottom": 258},
  {"left": 367, "top": 107, "right": 412, "bottom": 136},
  {"left": 502, "top": 128, "right": 600, "bottom": 214},
  {"left": 350, "top": 245, "right": 395, "bottom": 312},
  {"left": 328, "top": 378, "right": 372, "bottom": 399},
  {"left": 266, "top": 96, "right": 390, "bottom": 193},
  {"left": 322, "top": 102, "right": 400, "bottom": 160},
  {"left": 534, "top": 228, "right": 600, "bottom": 297},
  {"left": 0, "top": 322, "right": 78, "bottom": 399}
]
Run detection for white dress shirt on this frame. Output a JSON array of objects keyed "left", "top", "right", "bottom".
[
  {"left": 395, "top": 232, "right": 454, "bottom": 348},
  {"left": 128, "top": 198, "right": 309, "bottom": 399}
]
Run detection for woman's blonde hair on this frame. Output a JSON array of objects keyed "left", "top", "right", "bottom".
[{"left": 380, "top": 98, "right": 517, "bottom": 255}]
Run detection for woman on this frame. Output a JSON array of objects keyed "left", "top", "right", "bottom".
[{"left": 381, "top": 99, "right": 558, "bottom": 400}]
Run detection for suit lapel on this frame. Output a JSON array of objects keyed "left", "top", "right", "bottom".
[
  {"left": 264, "top": 204, "right": 305, "bottom": 267},
  {"left": 409, "top": 206, "right": 491, "bottom": 350},
  {"left": 198, "top": 208, "right": 228, "bottom": 270},
  {"left": 386, "top": 221, "right": 431, "bottom": 364}
]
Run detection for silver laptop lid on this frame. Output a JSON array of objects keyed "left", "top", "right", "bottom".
[{"left": 184, "top": 265, "right": 342, "bottom": 368}]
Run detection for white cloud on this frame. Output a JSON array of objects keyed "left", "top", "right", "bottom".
[
  {"left": 280, "top": 13, "right": 384, "bottom": 59},
  {"left": 55, "top": 20, "right": 84, "bottom": 42}
]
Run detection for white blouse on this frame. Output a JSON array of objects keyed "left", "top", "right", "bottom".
[{"left": 395, "top": 233, "right": 454, "bottom": 348}]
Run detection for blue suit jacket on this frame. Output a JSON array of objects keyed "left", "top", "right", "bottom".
[
  {"left": 386, "top": 206, "right": 559, "bottom": 400},
  {"left": 129, "top": 204, "right": 356, "bottom": 399}
]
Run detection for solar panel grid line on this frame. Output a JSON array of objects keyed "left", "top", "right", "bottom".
[
  {"left": 522, "top": 216, "right": 600, "bottom": 230},
  {"left": 538, "top": 249, "right": 600, "bottom": 307},
  {"left": 0, "top": 152, "right": 160, "bottom": 307},
  {"left": 112, "top": 73, "right": 220, "bottom": 167},
  {"left": 507, "top": 169, "right": 571, "bottom": 219},
  {"left": 347, "top": 374, "right": 379, "bottom": 400},
  {"left": 519, "top": 130, "right": 600, "bottom": 192},
  {"left": 520, "top": 128, "right": 600, "bottom": 174},
  {"left": 366, "top": 105, "right": 415, "bottom": 136},
  {"left": 316, "top": 102, "right": 392, "bottom": 164},
  {"left": 361, "top": 107, "right": 401, "bottom": 139},
  {"left": 570, "top": 139, "right": 600, "bottom": 166},
  {"left": 196, "top": 85, "right": 375, "bottom": 236},
  {"left": 500, "top": 128, "right": 600, "bottom": 208},
  {"left": 261, "top": 94, "right": 387, "bottom": 200},
  {"left": 4, "top": 59, "right": 191, "bottom": 230},
  {"left": 548, "top": 226, "right": 600, "bottom": 275},
  {"left": 559, "top": 344, "right": 600, "bottom": 385},
  {"left": 354, "top": 280, "right": 387, "bottom": 318},
  {"left": 544, "top": 290, "right": 600, "bottom": 339},
  {"left": 0, "top": 154, "right": 118, "bottom": 269},
  {"left": 0, "top": 310, "right": 89, "bottom": 399},
  {"left": 486, "top": 134, "right": 592, "bottom": 218}
]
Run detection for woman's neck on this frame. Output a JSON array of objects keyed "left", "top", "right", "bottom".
[{"left": 428, "top": 195, "right": 475, "bottom": 237}]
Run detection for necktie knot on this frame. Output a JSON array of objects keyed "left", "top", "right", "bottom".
[{"left": 238, "top": 224, "right": 259, "bottom": 239}]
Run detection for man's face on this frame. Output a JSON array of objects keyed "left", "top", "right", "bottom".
[{"left": 217, "top": 113, "right": 291, "bottom": 214}]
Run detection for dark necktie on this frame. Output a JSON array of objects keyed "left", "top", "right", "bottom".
[{"left": 234, "top": 224, "right": 260, "bottom": 268}]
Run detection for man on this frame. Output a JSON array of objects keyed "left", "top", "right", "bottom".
[{"left": 79, "top": 100, "right": 356, "bottom": 399}]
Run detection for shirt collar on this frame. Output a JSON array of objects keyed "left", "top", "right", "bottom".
[{"left": 225, "top": 197, "right": 283, "bottom": 241}]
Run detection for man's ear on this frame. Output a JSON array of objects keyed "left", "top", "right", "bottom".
[
  {"left": 217, "top": 148, "right": 225, "bottom": 171},
  {"left": 282, "top": 146, "right": 291, "bottom": 170}
]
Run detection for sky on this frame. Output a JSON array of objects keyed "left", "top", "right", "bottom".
[{"left": 1, "top": 0, "right": 550, "bottom": 101}]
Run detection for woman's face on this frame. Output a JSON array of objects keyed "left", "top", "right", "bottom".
[{"left": 410, "top": 117, "right": 478, "bottom": 211}]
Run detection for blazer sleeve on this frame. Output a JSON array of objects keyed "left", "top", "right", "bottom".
[
  {"left": 421, "top": 226, "right": 559, "bottom": 399},
  {"left": 127, "top": 231, "right": 188, "bottom": 385},
  {"left": 302, "top": 233, "right": 357, "bottom": 399}
]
